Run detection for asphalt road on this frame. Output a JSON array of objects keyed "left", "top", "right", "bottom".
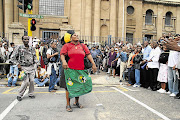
[{"left": 0, "top": 73, "right": 180, "bottom": 120}]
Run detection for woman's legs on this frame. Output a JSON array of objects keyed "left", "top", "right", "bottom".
[
  {"left": 161, "top": 82, "right": 166, "bottom": 90},
  {"left": 113, "top": 69, "right": 115, "bottom": 78},
  {"left": 66, "top": 90, "right": 73, "bottom": 112},
  {"left": 75, "top": 97, "right": 79, "bottom": 103},
  {"left": 66, "top": 90, "right": 70, "bottom": 106},
  {"left": 74, "top": 97, "right": 83, "bottom": 108}
]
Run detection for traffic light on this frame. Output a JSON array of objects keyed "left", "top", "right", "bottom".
[
  {"left": 27, "top": 0, "right": 33, "bottom": 10},
  {"left": 31, "top": 19, "right": 36, "bottom": 31},
  {"left": 17, "top": 0, "right": 33, "bottom": 13},
  {"left": 17, "top": 0, "right": 28, "bottom": 13}
]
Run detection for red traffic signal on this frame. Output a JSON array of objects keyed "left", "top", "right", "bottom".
[
  {"left": 31, "top": 19, "right": 36, "bottom": 31},
  {"left": 31, "top": 19, "right": 36, "bottom": 24}
]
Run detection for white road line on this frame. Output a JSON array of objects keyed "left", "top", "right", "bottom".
[
  {"left": 120, "top": 86, "right": 140, "bottom": 92},
  {"left": 111, "top": 87, "right": 171, "bottom": 120},
  {"left": 0, "top": 90, "right": 28, "bottom": 120}
]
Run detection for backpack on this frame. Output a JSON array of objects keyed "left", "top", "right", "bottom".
[
  {"left": 48, "top": 48, "right": 58, "bottom": 63},
  {"left": 42, "top": 47, "right": 48, "bottom": 65}
]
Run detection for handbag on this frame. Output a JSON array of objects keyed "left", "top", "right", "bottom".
[{"left": 80, "top": 44, "right": 92, "bottom": 69}]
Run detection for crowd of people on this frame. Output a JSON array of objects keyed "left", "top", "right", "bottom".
[
  {"left": 1, "top": 32, "right": 180, "bottom": 102},
  {"left": 90, "top": 34, "right": 180, "bottom": 99}
]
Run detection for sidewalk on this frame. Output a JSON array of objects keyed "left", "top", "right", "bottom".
[
  {"left": 0, "top": 72, "right": 122, "bottom": 87},
  {"left": 91, "top": 72, "right": 121, "bottom": 85}
]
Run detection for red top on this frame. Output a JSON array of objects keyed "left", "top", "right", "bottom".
[{"left": 60, "top": 42, "right": 90, "bottom": 70}]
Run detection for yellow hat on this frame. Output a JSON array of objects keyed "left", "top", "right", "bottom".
[{"left": 64, "top": 33, "right": 71, "bottom": 43}]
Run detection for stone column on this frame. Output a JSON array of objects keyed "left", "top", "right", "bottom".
[
  {"left": 4, "top": 0, "right": 14, "bottom": 34},
  {"left": 157, "top": 4, "right": 163, "bottom": 39},
  {"left": 85, "top": 0, "right": 92, "bottom": 43},
  {"left": 93, "top": 0, "right": 101, "bottom": 43},
  {"left": 118, "top": 0, "right": 123, "bottom": 38},
  {"left": 176, "top": 7, "right": 180, "bottom": 34},
  {"left": 80, "top": 0, "right": 85, "bottom": 37},
  {"left": 14, "top": 0, "right": 18, "bottom": 22},
  {"left": 134, "top": 1, "right": 143, "bottom": 43},
  {"left": 64, "top": 0, "right": 70, "bottom": 17},
  {"left": 0, "top": 0, "right": 3, "bottom": 34},
  {"left": 85, "top": 0, "right": 92, "bottom": 40},
  {"left": 33, "top": 0, "right": 39, "bottom": 14},
  {"left": 110, "top": 0, "right": 116, "bottom": 37}
]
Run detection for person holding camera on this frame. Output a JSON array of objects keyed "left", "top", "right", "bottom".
[{"left": 46, "top": 41, "right": 59, "bottom": 92}]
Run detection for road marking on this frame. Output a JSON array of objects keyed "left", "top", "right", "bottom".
[
  {"left": 2, "top": 90, "right": 117, "bottom": 94},
  {"left": 117, "top": 86, "right": 128, "bottom": 92},
  {"left": 92, "top": 90, "right": 117, "bottom": 93},
  {"left": 2, "top": 88, "right": 17, "bottom": 94},
  {"left": 119, "top": 86, "right": 140, "bottom": 92},
  {"left": 0, "top": 90, "right": 28, "bottom": 120},
  {"left": 111, "top": 87, "right": 171, "bottom": 120}
]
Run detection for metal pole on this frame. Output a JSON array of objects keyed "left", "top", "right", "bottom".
[{"left": 28, "top": 10, "right": 32, "bottom": 36}]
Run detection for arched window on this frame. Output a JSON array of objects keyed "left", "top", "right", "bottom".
[
  {"left": 145, "top": 10, "right": 153, "bottom": 25},
  {"left": 165, "top": 12, "right": 172, "bottom": 26}
]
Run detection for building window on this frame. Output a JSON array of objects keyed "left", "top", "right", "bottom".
[
  {"left": 39, "top": 0, "right": 64, "bottom": 16},
  {"left": 127, "top": 6, "right": 134, "bottom": 15},
  {"left": 145, "top": 35, "right": 153, "bottom": 41},
  {"left": 145, "top": 10, "right": 153, "bottom": 25},
  {"left": 165, "top": 12, "right": 172, "bottom": 26},
  {"left": 42, "top": 31, "right": 59, "bottom": 40},
  {"left": 126, "top": 33, "right": 133, "bottom": 44}
]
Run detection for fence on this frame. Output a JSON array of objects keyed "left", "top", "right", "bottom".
[
  {"left": 39, "top": 35, "right": 157, "bottom": 47},
  {"left": 78, "top": 36, "right": 155, "bottom": 46}
]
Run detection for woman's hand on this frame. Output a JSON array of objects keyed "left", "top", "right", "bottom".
[
  {"left": 92, "top": 64, "right": 97, "bottom": 73},
  {"left": 62, "top": 61, "right": 69, "bottom": 69}
]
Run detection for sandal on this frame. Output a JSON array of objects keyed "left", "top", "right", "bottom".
[
  {"left": 73, "top": 103, "right": 83, "bottom": 109},
  {"left": 66, "top": 105, "right": 73, "bottom": 112}
]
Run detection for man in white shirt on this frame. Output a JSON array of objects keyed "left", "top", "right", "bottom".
[
  {"left": 46, "top": 41, "right": 59, "bottom": 92},
  {"left": 147, "top": 41, "right": 161, "bottom": 91},
  {"left": 141, "top": 41, "right": 152, "bottom": 88},
  {"left": 168, "top": 50, "right": 179, "bottom": 97}
]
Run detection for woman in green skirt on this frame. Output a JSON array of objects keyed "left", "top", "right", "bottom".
[{"left": 60, "top": 30, "right": 96, "bottom": 112}]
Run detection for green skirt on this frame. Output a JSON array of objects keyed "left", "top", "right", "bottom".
[{"left": 64, "top": 69, "right": 92, "bottom": 98}]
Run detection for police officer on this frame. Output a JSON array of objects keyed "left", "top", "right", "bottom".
[{"left": 11, "top": 36, "right": 38, "bottom": 101}]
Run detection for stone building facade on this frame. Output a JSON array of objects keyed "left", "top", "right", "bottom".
[{"left": 0, "top": 0, "right": 180, "bottom": 45}]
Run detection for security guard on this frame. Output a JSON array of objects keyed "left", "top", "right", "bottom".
[{"left": 11, "top": 36, "right": 38, "bottom": 101}]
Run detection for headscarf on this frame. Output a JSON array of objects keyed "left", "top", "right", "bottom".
[{"left": 62, "top": 30, "right": 75, "bottom": 44}]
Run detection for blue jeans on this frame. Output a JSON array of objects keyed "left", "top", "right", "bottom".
[
  {"left": 135, "top": 69, "right": 140, "bottom": 85},
  {"left": 55, "top": 64, "right": 62, "bottom": 85},
  {"left": 34, "top": 78, "right": 49, "bottom": 87},
  {"left": 49, "top": 66, "right": 57, "bottom": 91},
  {"left": 8, "top": 65, "right": 19, "bottom": 87},
  {"left": 168, "top": 67, "right": 179, "bottom": 94}
]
